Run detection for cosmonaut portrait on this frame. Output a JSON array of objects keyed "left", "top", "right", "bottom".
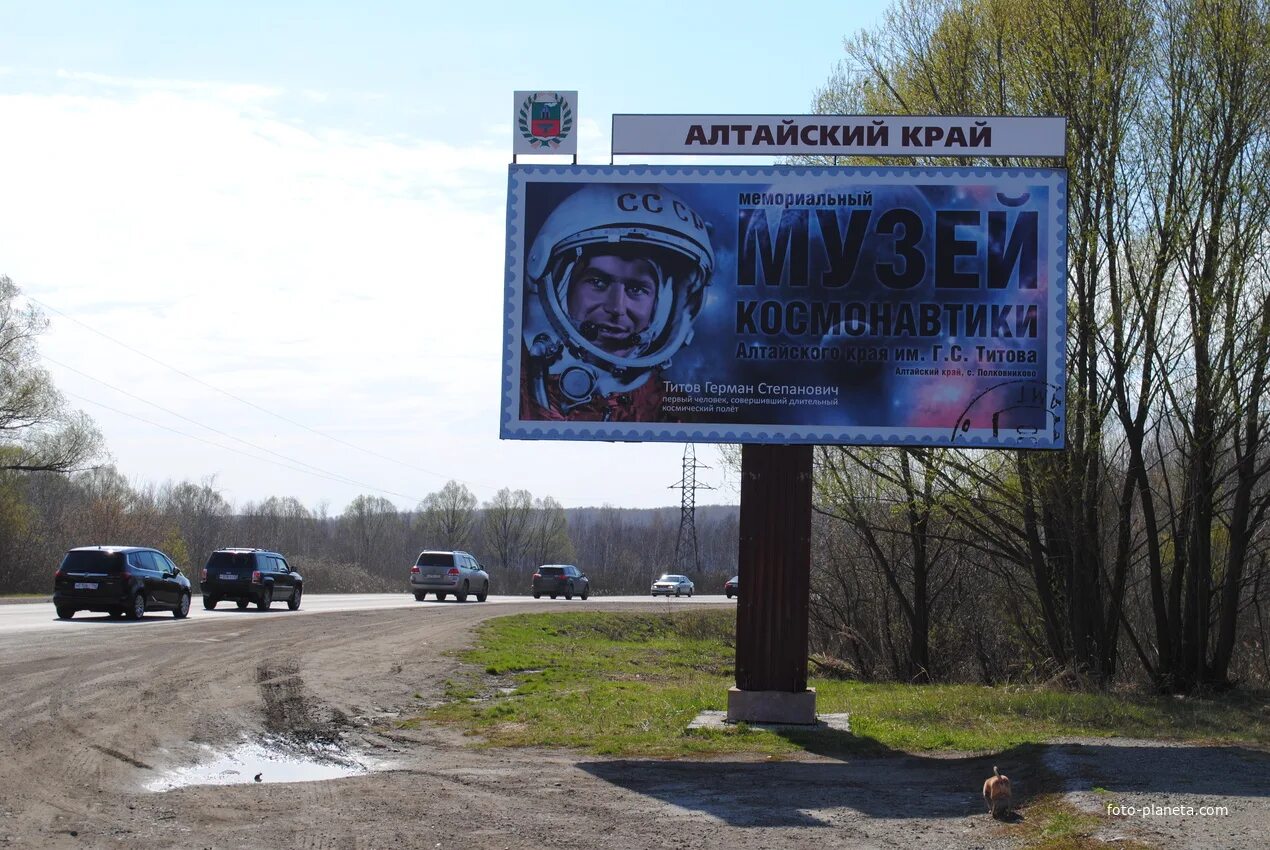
[{"left": 519, "top": 183, "right": 715, "bottom": 422}]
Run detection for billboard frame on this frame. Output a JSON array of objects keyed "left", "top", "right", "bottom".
[{"left": 501, "top": 163, "right": 1067, "bottom": 450}]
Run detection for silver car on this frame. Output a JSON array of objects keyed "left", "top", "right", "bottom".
[
  {"left": 409, "top": 550, "right": 489, "bottom": 602},
  {"left": 651, "top": 574, "right": 694, "bottom": 597}
]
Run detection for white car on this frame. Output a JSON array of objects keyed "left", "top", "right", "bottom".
[{"left": 651, "top": 574, "right": 694, "bottom": 597}]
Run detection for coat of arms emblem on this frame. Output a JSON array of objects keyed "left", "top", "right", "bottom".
[{"left": 518, "top": 93, "right": 573, "bottom": 150}]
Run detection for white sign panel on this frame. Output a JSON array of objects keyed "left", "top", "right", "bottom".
[
  {"left": 611, "top": 115, "right": 1066, "bottom": 158},
  {"left": 513, "top": 91, "right": 578, "bottom": 156}
]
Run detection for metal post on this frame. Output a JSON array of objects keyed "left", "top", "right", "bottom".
[{"left": 728, "top": 443, "right": 816, "bottom": 724}]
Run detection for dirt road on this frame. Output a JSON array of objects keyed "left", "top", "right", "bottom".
[{"left": 0, "top": 601, "right": 1266, "bottom": 849}]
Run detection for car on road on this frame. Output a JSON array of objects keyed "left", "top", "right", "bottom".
[
  {"left": 531, "top": 564, "right": 590, "bottom": 600},
  {"left": 651, "top": 574, "right": 694, "bottom": 597},
  {"left": 53, "top": 546, "right": 192, "bottom": 620},
  {"left": 200, "top": 548, "right": 303, "bottom": 611},
  {"left": 725, "top": 576, "right": 738, "bottom": 598},
  {"left": 410, "top": 550, "right": 489, "bottom": 602}
]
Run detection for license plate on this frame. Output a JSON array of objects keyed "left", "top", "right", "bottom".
[
  {"left": 219, "top": 573, "right": 238, "bottom": 580},
  {"left": 74, "top": 582, "right": 98, "bottom": 590},
  {"left": 424, "top": 574, "right": 441, "bottom": 580}
]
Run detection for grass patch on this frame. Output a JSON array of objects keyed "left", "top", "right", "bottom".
[
  {"left": 424, "top": 610, "right": 772, "bottom": 757},
  {"left": 1014, "top": 795, "right": 1155, "bottom": 850},
  {"left": 418, "top": 610, "right": 1270, "bottom": 758},
  {"left": 1017, "top": 796, "right": 1105, "bottom": 849},
  {"left": 819, "top": 680, "right": 1270, "bottom": 752}
]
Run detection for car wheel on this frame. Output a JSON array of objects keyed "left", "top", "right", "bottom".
[
  {"left": 108, "top": 609, "right": 124, "bottom": 619},
  {"left": 675, "top": 589, "right": 681, "bottom": 597},
  {"left": 55, "top": 606, "right": 74, "bottom": 620},
  {"left": 580, "top": 586, "right": 589, "bottom": 601},
  {"left": 204, "top": 596, "right": 219, "bottom": 610},
  {"left": 533, "top": 592, "right": 541, "bottom": 599},
  {"left": 564, "top": 584, "right": 574, "bottom": 601},
  {"left": 287, "top": 585, "right": 302, "bottom": 611},
  {"left": 257, "top": 587, "right": 272, "bottom": 611},
  {"left": 455, "top": 582, "right": 469, "bottom": 603},
  {"left": 236, "top": 599, "right": 250, "bottom": 610},
  {"left": 172, "top": 593, "right": 190, "bottom": 619},
  {"left": 435, "top": 592, "right": 446, "bottom": 601},
  {"left": 128, "top": 593, "right": 146, "bottom": 620},
  {"left": 414, "top": 592, "right": 426, "bottom": 602},
  {"left": 549, "top": 594, "right": 557, "bottom": 600},
  {"left": 476, "top": 582, "right": 488, "bottom": 603},
  {"left": 726, "top": 590, "right": 733, "bottom": 599}
]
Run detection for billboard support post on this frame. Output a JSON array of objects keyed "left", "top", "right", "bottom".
[{"left": 729, "top": 443, "right": 816, "bottom": 724}]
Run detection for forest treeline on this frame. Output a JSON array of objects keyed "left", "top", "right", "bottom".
[{"left": 0, "top": 469, "right": 741, "bottom": 600}]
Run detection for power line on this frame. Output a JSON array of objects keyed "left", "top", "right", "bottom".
[
  {"left": 64, "top": 390, "right": 424, "bottom": 502},
  {"left": 27, "top": 294, "right": 473, "bottom": 485},
  {"left": 44, "top": 354, "right": 378, "bottom": 488}
]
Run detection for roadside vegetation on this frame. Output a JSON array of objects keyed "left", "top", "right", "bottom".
[{"left": 420, "top": 611, "right": 1270, "bottom": 758}]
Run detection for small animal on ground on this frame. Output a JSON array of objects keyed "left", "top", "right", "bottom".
[{"left": 983, "top": 765, "right": 1012, "bottom": 818}]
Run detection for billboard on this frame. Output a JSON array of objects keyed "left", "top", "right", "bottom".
[{"left": 501, "top": 165, "right": 1066, "bottom": 448}]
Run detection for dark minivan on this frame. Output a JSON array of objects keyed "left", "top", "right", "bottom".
[
  {"left": 200, "top": 548, "right": 302, "bottom": 611},
  {"left": 53, "top": 546, "right": 192, "bottom": 620}
]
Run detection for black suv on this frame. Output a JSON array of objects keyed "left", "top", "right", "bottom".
[
  {"left": 531, "top": 564, "right": 590, "bottom": 600},
  {"left": 200, "top": 549, "right": 303, "bottom": 611},
  {"left": 53, "top": 546, "right": 192, "bottom": 620}
]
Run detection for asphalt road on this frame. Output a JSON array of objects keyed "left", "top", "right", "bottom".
[{"left": 0, "top": 592, "right": 733, "bottom": 635}]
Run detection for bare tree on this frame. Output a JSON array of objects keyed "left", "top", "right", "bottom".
[
  {"left": 416, "top": 480, "right": 478, "bottom": 550},
  {"left": 480, "top": 488, "right": 533, "bottom": 572},
  {"left": 338, "top": 495, "right": 408, "bottom": 579},
  {"left": 0, "top": 276, "right": 101, "bottom": 473},
  {"left": 525, "top": 496, "right": 573, "bottom": 570},
  {"left": 159, "top": 478, "right": 231, "bottom": 566}
]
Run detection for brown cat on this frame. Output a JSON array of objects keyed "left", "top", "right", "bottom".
[{"left": 983, "top": 766, "right": 1012, "bottom": 818}]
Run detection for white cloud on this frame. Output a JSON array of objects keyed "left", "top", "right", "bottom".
[
  {"left": 54, "top": 69, "right": 285, "bottom": 104},
  {"left": 0, "top": 75, "right": 723, "bottom": 512}
]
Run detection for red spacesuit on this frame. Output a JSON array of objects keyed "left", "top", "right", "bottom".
[{"left": 519, "top": 371, "right": 671, "bottom": 422}]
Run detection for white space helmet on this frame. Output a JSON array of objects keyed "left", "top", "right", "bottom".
[{"left": 523, "top": 183, "right": 714, "bottom": 409}]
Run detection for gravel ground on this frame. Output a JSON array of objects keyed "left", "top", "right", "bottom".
[{"left": 0, "top": 601, "right": 1265, "bottom": 849}]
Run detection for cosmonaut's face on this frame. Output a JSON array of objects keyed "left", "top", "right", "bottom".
[{"left": 565, "top": 254, "right": 657, "bottom": 356}]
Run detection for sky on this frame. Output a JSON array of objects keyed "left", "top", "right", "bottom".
[{"left": 0, "top": 0, "right": 891, "bottom": 513}]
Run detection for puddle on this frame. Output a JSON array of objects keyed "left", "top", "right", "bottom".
[{"left": 145, "top": 737, "right": 371, "bottom": 792}]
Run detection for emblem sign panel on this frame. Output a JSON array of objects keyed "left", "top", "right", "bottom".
[{"left": 513, "top": 91, "right": 578, "bottom": 156}]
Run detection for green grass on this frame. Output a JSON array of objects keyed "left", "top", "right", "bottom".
[
  {"left": 1016, "top": 797, "right": 1107, "bottom": 849},
  {"left": 1013, "top": 795, "right": 1156, "bottom": 850},
  {"left": 822, "top": 679, "right": 1270, "bottom": 751},
  {"left": 417, "top": 610, "right": 1270, "bottom": 758}
]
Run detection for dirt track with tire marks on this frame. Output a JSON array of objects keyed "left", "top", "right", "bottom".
[{"left": 0, "top": 601, "right": 1266, "bottom": 849}]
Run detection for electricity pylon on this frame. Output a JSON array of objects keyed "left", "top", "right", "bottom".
[{"left": 669, "top": 444, "right": 713, "bottom": 575}]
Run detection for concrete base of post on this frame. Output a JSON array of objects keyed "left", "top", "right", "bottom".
[{"left": 726, "top": 686, "right": 817, "bottom": 725}]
